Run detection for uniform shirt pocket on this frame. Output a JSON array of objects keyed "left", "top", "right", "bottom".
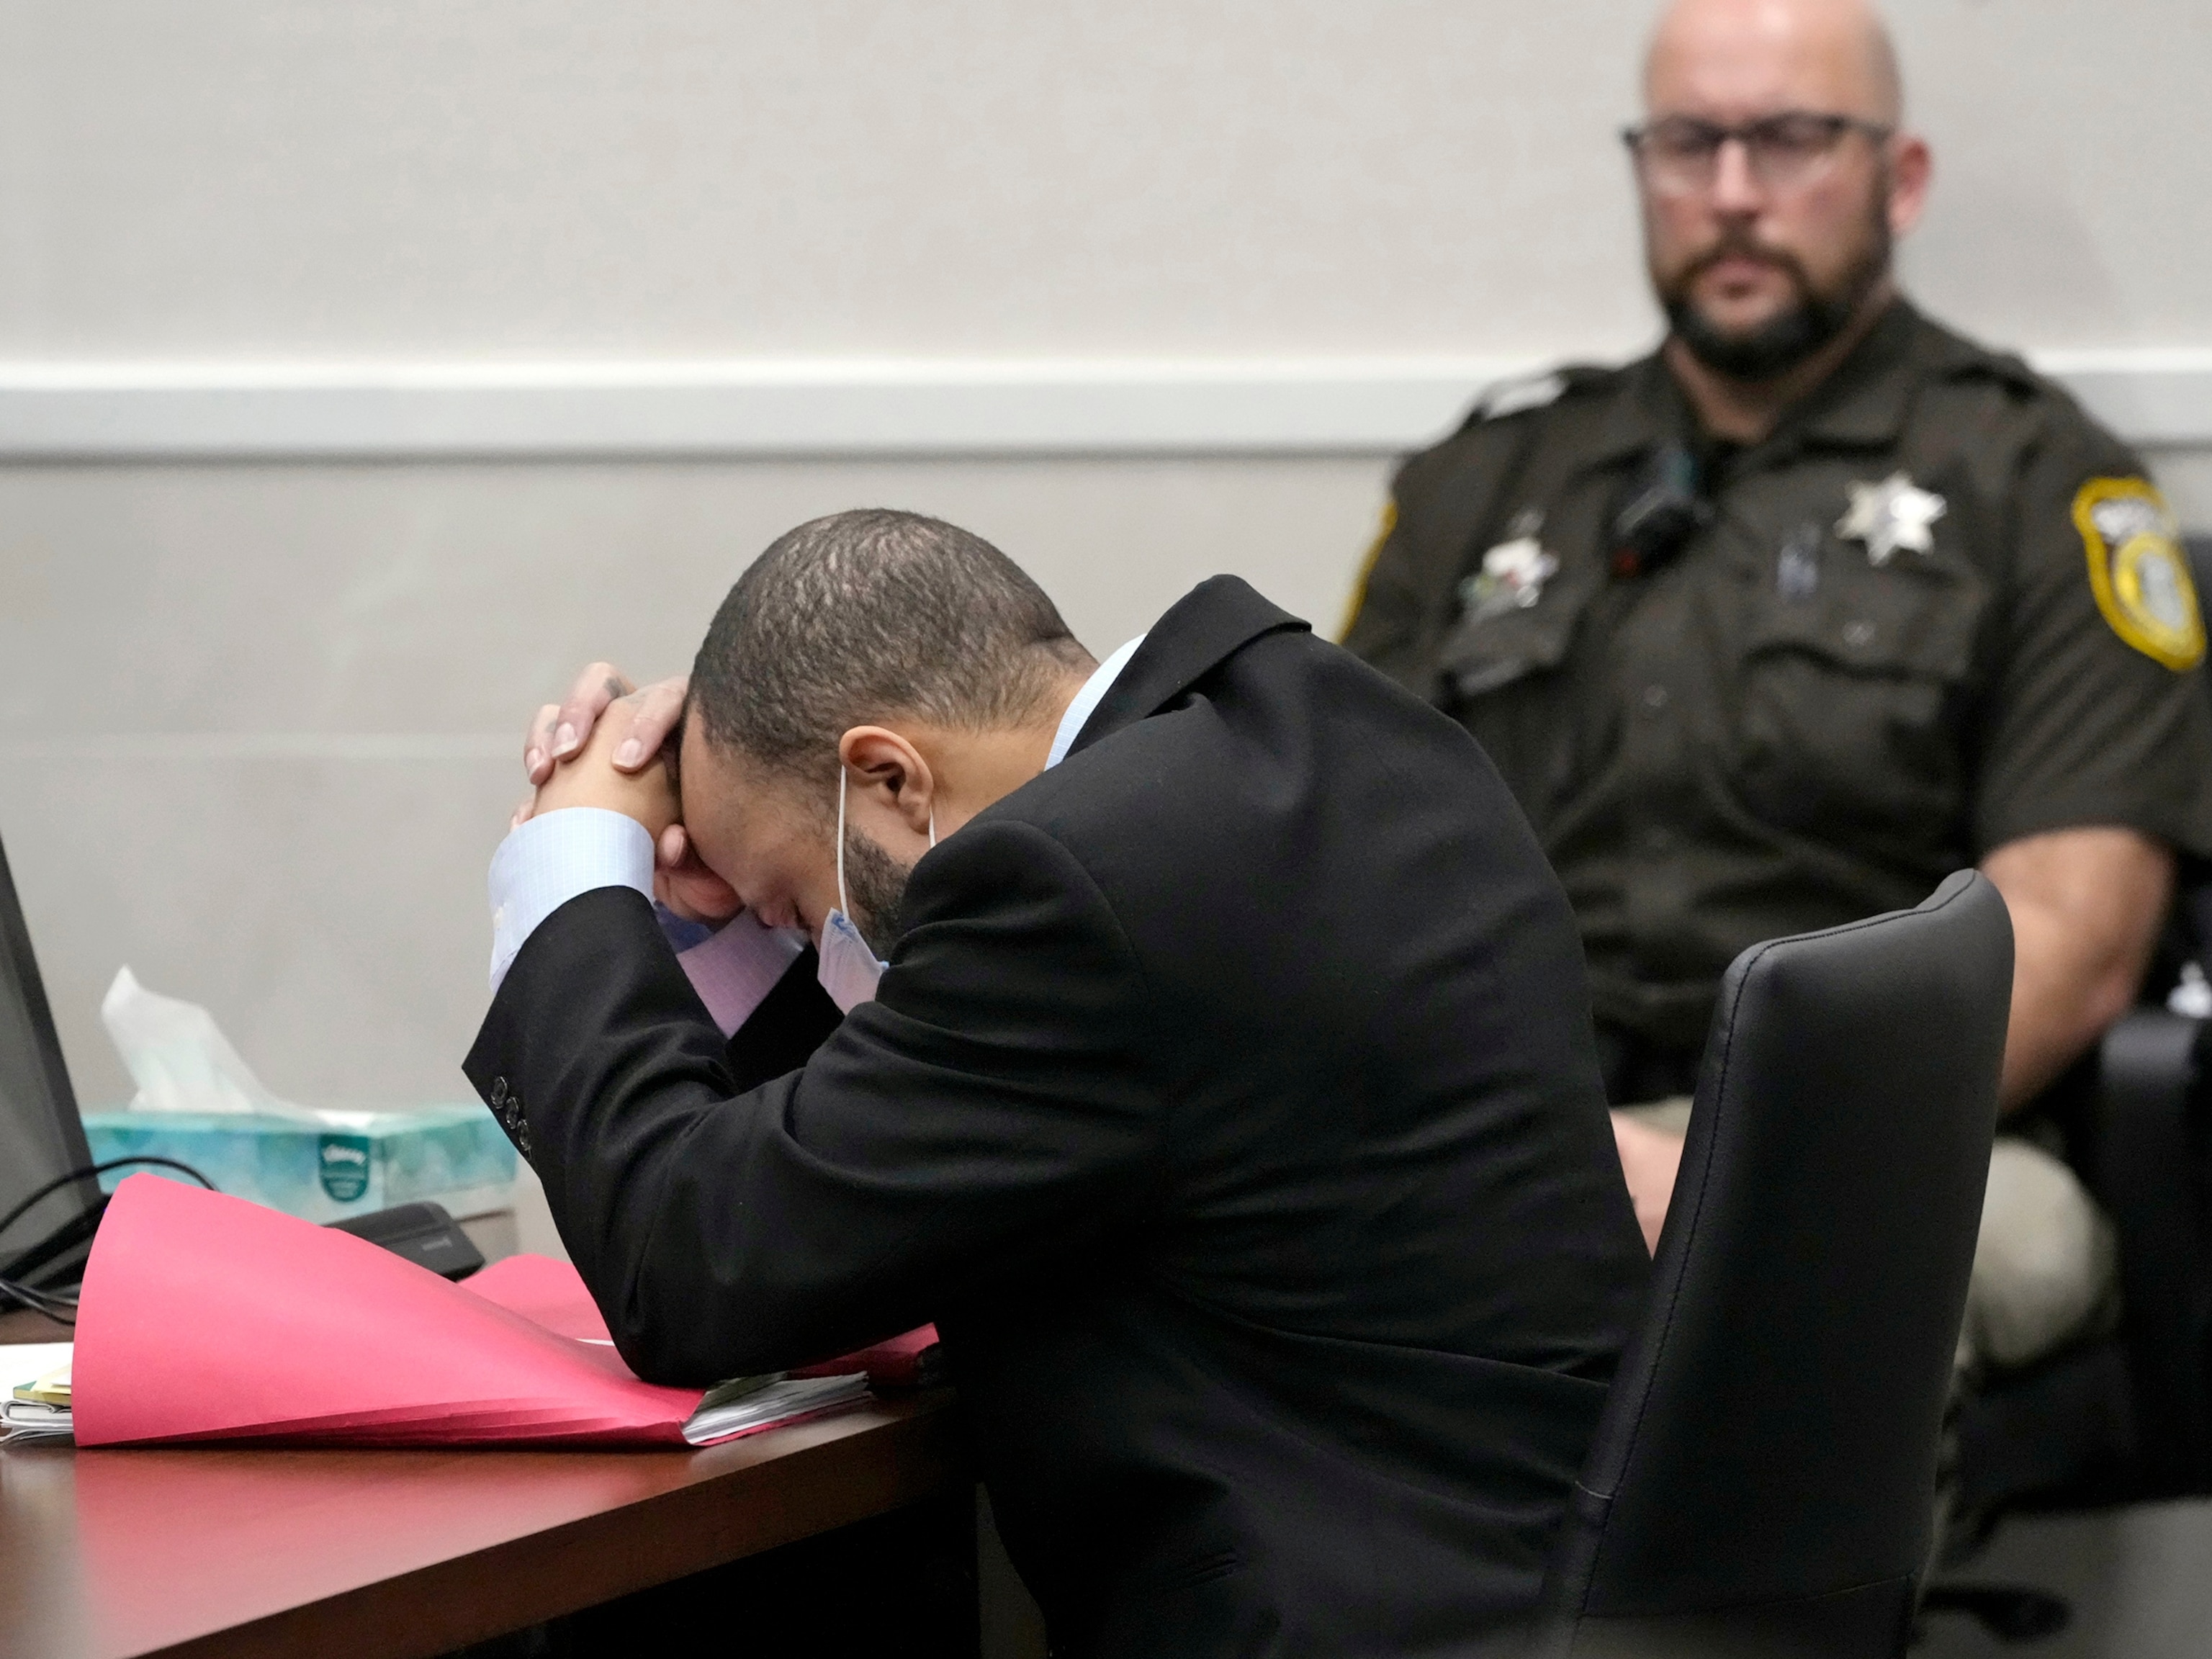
[
  {"left": 1732, "top": 542, "right": 1986, "bottom": 845},
  {"left": 1437, "top": 553, "right": 1606, "bottom": 823},
  {"left": 1437, "top": 552, "right": 1604, "bottom": 699}
]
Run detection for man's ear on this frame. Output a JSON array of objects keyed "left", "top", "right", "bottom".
[
  {"left": 837, "top": 726, "right": 937, "bottom": 837},
  {"left": 1887, "top": 132, "right": 1932, "bottom": 238}
]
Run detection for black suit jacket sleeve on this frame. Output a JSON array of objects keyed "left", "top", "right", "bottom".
[{"left": 464, "top": 819, "right": 1162, "bottom": 1385}]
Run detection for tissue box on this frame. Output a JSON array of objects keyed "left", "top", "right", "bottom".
[{"left": 81, "top": 1104, "right": 518, "bottom": 1226}]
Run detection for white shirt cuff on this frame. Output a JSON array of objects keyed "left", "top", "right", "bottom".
[{"left": 488, "top": 808, "right": 656, "bottom": 992}]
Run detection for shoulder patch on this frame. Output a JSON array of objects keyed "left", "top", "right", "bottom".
[{"left": 2074, "top": 477, "right": 2205, "bottom": 670}]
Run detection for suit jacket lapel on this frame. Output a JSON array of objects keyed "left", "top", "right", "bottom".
[{"left": 1068, "top": 576, "right": 1309, "bottom": 760}]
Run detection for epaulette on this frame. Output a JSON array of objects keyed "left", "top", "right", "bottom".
[
  {"left": 1454, "top": 364, "right": 1619, "bottom": 433},
  {"left": 1946, "top": 352, "right": 2044, "bottom": 398},
  {"left": 1922, "top": 325, "right": 2049, "bottom": 402}
]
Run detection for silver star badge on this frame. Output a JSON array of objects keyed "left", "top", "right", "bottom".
[
  {"left": 1458, "top": 535, "right": 1560, "bottom": 623},
  {"left": 1836, "top": 472, "right": 1946, "bottom": 567}
]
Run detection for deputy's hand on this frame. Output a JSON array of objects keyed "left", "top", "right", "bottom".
[
  {"left": 530, "top": 691, "right": 681, "bottom": 838},
  {"left": 518, "top": 662, "right": 688, "bottom": 806},
  {"left": 1609, "top": 1112, "right": 1683, "bottom": 1257}
]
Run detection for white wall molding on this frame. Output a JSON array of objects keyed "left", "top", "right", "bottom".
[
  {"left": 1, "top": 350, "right": 2211, "bottom": 459},
  {"left": 2033, "top": 350, "right": 2212, "bottom": 453}
]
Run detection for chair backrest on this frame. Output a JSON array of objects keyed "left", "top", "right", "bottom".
[{"left": 1542, "top": 870, "right": 2011, "bottom": 1658}]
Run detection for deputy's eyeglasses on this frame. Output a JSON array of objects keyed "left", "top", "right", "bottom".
[{"left": 1622, "top": 112, "right": 1893, "bottom": 194}]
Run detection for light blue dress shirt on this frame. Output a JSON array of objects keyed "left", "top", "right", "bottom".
[
  {"left": 485, "top": 634, "right": 1147, "bottom": 1016},
  {"left": 1046, "top": 633, "right": 1145, "bottom": 769},
  {"left": 487, "top": 806, "right": 655, "bottom": 991}
]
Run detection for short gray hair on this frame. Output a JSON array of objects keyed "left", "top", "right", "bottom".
[{"left": 688, "top": 510, "right": 1089, "bottom": 792}]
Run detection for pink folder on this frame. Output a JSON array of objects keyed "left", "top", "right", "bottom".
[
  {"left": 74, "top": 1174, "right": 819, "bottom": 1448},
  {"left": 464, "top": 1251, "right": 620, "bottom": 1342}
]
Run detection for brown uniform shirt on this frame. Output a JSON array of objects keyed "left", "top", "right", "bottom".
[{"left": 1345, "top": 299, "right": 2212, "bottom": 1054}]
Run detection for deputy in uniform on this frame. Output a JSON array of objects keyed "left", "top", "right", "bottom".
[{"left": 1345, "top": 0, "right": 2212, "bottom": 1402}]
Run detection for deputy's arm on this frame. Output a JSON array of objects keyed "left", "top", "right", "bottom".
[
  {"left": 1610, "top": 1114, "right": 1682, "bottom": 1256},
  {"left": 1605, "top": 827, "right": 2172, "bottom": 1255},
  {"left": 1979, "top": 826, "right": 2173, "bottom": 1112},
  {"left": 1963, "top": 428, "right": 2212, "bottom": 1107}
]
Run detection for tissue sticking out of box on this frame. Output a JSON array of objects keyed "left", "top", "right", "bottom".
[
  {"left": 100, "top": 966, "right": 328, "bottom": 1122},
  {"left": 86, "top": 969, "right": 517, "bottom": 1219}
]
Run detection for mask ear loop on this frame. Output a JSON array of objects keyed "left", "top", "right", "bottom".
[
  {"left": 840, "top": 764, "right": 937, "bottom": 922},
  {"left": 835, "top": 766, "right": 854, "bottom": 920}
]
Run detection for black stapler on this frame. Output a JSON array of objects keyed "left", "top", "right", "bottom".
[{"left": 325, "top": 1201, "right": 486, "bottom": 1281}]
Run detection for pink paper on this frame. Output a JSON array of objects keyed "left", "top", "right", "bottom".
[
  {"left": 464, "top": 1252, "right": 613, "bottom": 1342},
  {"left": 74, "top": 1175, "right": 706, "bottom": 1448},
  {"left": 793, "top": 1326, "right": 943, "bottom": 1388}
]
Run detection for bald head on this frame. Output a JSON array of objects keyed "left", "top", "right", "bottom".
[
  {"left": 1628, "top": 0, "right": 1930, "bottom": 403},
  {"left": 1645, "top": 0, "right": 1901, "bottom": 127}
]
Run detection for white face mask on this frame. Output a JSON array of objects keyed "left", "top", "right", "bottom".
[{"left": 816, "top": 768, "right": 933, "bottom": 1014}]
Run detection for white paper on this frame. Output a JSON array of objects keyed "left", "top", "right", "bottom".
[
  {"left": 1, "top": 1401, "right": 73, "bottom": 1441},
  {"left": 680, "top": 1372, "right": 868, "bottom": 1445},
  {"left": 0, "top": 1343, "right": 75, "bottom": 1442},
  {"left": 0, "top": 1342, "right": 72, "bottom": 1394}
]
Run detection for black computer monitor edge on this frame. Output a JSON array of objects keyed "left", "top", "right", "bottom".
[{"left": 0, "top": 832, "right": 102, "bottom": 1279}]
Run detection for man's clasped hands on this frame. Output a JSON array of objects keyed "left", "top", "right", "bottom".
[{"left": 515, "top": 663, "right": 737, "bottom": 925}]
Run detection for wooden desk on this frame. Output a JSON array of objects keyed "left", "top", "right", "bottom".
[{"left": 0, "top": 1313, "right": 966, "bottom": 1659}]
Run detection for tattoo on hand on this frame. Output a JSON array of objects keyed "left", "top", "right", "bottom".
[{"left": 605, "top": 675, "right": 632, "bottom": 701}]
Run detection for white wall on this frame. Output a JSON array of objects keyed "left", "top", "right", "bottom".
[
  {"left": 0, "top": 456, "right": 1388, "bottom": 1108},
  {"left": 4, "top": 1, "right": 2210, "bottom": 358},
  {"left": 4, "top": 0, "right": 2212, "bottom": 1107}
]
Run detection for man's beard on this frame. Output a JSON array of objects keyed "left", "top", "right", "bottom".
[
  {"left": 1658, "top": 199, "right": 1892, "bottom": 382},
  {"left": 842, "top": 826, "right": 912, "bottom": 959}
]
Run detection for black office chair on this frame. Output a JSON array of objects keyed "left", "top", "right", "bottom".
[
  {"left": 1943, "top": 1033, "right": 2209, "bottom": 1537},
  {"left": 2055, "top": 1007, "right": 2211, "bottom": 1498},
  {"left": 1538, "top": 871, "right": 2011, "bottom": 1658}
]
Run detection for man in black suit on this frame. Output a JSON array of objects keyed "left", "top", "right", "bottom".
[{"left": 470, "top": 509, "right": 1648, "bottom": 1657}]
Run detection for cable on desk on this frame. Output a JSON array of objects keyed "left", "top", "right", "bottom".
[
  {"left": 0, "top": 1156, "right": 215, "bottom": 1247},
  {"left": 0, "top": 1158, "right": 217, "bottom": 1323},
  {"left": 0, "top": 1274, "right": 77, "bottom": 1324}
]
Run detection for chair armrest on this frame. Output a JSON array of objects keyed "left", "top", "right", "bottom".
[{"left": 2092, "top": 1009, "right": 2211, "bottom": 1495}]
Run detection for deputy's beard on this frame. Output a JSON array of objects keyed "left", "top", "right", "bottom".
[
  {"left": 1658, "top": 197, "right": 1892, "bottom": 382},
  {"left": 841, "top": 827, "right": 912, "bottom": 959}
]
